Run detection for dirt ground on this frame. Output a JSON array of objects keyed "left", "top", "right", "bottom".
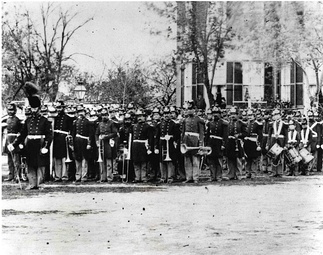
[{"left": 2, "top": 157, "right": 323, "bottom": 255}]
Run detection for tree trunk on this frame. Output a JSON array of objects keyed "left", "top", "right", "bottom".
[{"left": 203, "top": 65, "right": 214, "bottom": 107}]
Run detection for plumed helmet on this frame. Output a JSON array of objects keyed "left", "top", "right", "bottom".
[{"left": 7, "top": 102, "right": 17, "bottom": 112}]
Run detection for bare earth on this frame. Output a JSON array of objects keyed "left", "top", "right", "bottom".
[{"left": 2, "top": 162, "right": 323, "bottom": 254}]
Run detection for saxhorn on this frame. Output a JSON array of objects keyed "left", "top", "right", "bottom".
[
  {"left": 65, "top": 135, "right": 73, "bottom": 163},
  {"left": 180, "top": 144, "right": 212, "bottom": 155},
  {"left": 97, "top": 138, "right": 103, "bottom": 163}
]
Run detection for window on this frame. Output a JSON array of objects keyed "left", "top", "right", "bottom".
[
  {"left": 192, "top": 62, "right": 204, "bottom": 101},
  {"left": 226, "top": 62, "right": 243, "bottom": 105},
  {"left": 264, "top": 63, "right": 281, "bottom": 102},
  {"left": 290, "top": 62, "right": 303, "bottom": 107}
]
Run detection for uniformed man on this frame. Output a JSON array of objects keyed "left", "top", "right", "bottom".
[
  {"left": 155, "top": 106, "right": 181, "bottom": 183},
  {"left": 52, "top": 101, "right": 74, "bottom": 182},
  {"left": 4, "top": 102, "right": 23, "bottom": 182},
  {"left": 244, "top": 109, "right": 263, "bottom": 178},
  {"left": 205, "top": 106, "right": 228, "bottom": 182},
  {"left": 71, "top": 105, "right": 94, "bottom": 182},
  {"left": 308, "top": 111, "right": 320, "bottom": 172},
  {"left": 131, "top": 109, "right": 153, "bottom": 183},
  {"left": 261, "top": 109, "right": 272, "bottom": 174},
  {"left": 9, "top": 94, "right": 53, "bottom": 190},
  {"left": 285, "top": 119, "right": 300, "bottom": 176},
  {"left": 266, "top": 108, "right": 288, "bottom": 177},
  {"left": 299, "top": 118, "right": 314, "bottom": 175},
  {"left": 314, "top": 112, "right": 323, "bottom": 172},
  {"left": 95, "top": 107, "right": 118, "bottom": 183},
  {"left": 119, "top": 112, "right": 134, "bottom": 182},
  {"left": 224, "top": 107, "right": 246, "bottom": 180},
  {"left": 181, "top": 102, "right": 205, "bottom": 183}
]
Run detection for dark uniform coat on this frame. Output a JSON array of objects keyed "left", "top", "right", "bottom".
[
  {"left": 267, "top": 120, "right": 288, "bottom": 149},
  {"left": 244, "top": 120, "right": 263, "bottom": 159},
  {"left": 72, "top": 116, "right": 94, "bottom": 161},
  {"left": 181, "top": 116, "right": 205, "bottom": 156},
  {"left": 95, "top": 120, "right": 118, "bottom": 159},
  {"left": 53, "top": 111, "right": 74, "bottom": 159},
  {"left": 205, "top": 118, "right": 228, "bottom": 158},
  {"left": 261, "top": 119, "right": 271, "bottom": 155},
  {"left": 131, "top": 122, "right": 153, "bottom": 163},
  {"left": 155, "top": 119, "right": 181, "bottom": 161},
  {"left": 13, "top": 113, "right": 52, "bottom": 168},
  {"left": 225, "top": 119, "right": 246, "bottom": 159},
  {"left": 4, "top": 115, "right": 22, "bottom": 154}
]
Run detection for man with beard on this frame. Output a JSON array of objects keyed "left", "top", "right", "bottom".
[
  {"left": 95, "top": 107, "right": 118, "bottom": 183},
  {"left": 224, "top": 107, "right": 246, "bottom": 180},
  {"left": 52, "top": 101, "right": 74, "bottom": 182},
  {"left": 244, "top": 109, "right": 263, "bottom": 178},
  {"left": 205, "top": 106, "right": 228, "bottom": 182},
  {"left": 131, "top": 109, "right": 153, "bottom": 183},
  {"left": 71, "top": 105, "right": 94, "bottom": 183},
  {"left": 181, "top": 102, "right": 205, "bottom": 183},
  {"left": 9, "top": 92, "right": 53, "bottom": 190},
  {"left": 266, "top": 108, "right": 288, "bottom": 177},
  {"left": 308, "top": 111, "right": 320, "bottom": 172},
  {"left": 4, "top": 102, "right": 23, "bottom": 182},
  {"left": 299, "top": 118, "right": 314, "bottom": 175},
  {"left": 119, "top": 112, "right": 134, "bottom": 182}
]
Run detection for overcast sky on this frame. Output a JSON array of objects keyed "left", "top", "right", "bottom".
[{"left": 2, "top": 1, "right": 176, "bottom": 78}]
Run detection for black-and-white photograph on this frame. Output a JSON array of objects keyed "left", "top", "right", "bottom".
[{"left": 2, "top": 1, "right": 323, "bottom": 254}]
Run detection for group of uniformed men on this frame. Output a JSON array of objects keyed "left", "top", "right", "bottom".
[{"left": 4, "top": 96, "right": 323, "bottom": 190}]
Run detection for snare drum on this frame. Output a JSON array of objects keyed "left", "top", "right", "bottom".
[
  {"left": 287, "top": 147, "right": 302, "bottom": 164},
  {"left": 299, "top": 148, "right": 314, "bottom": 164},
  {"left": 266, "top": 143, "right": 284, "bottom": 159}
]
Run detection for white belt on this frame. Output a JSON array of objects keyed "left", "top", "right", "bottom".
[
  {"left": 76, "top": 134, "right": 89, "bottom": 140},
  {"left": 312, "top": 135, "right": 318, "bottom": 138},
  {"left": 54, "top": 130, "right": 69, "bottom": 135},
  {"left": 263, "top": 134, "right": 269, "bottom": 137},
  {"left": 133, "top": 139, "right": 148, "bottom": 143},
  {"left": 228, "top": 136, "right": 236, "bottom": 139},
  {"left": 160, "top": 135, "right": 173, "bottom": 140},
  {"left": 245, "top": 137, "right": 257, "bottom": 142},
  {"left": 185, "top": 132, "right": 199, "bottom": 137},
  {"left": 210, "top": 135, "right": 223, "bottom": 140},
  {"left": 273, "top": 135, "right": 284, "bottom": 138},
  {"left": 27, "top": 135, "right": 45, "bottom": 139},
  {"left": 7, "top": 133, "right": 18, "bottom": 136}
]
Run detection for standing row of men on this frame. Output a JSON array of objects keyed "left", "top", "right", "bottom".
[{"left": 4, "top": 97, "right": 323, "bottom": 189}]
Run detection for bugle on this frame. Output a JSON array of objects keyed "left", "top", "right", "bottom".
[
  {"left": 97, "top": 138, "right": 103, "bottom": 163},
  {"left": 180, "top": 144, "right": 212, "bottom": 155},
  {"left": 65, "top": 135, "right": 73, "bottom": 163}
]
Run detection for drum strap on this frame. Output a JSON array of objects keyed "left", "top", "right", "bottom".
[
  {"left": 310, "top": 122, "right": 318, "bottom": 137},
  {"left": 300, "top": 128, "right": 310, "bottom": 145},
  {"left": 288, "top": 130, "right": 297, "bottom": 143}
]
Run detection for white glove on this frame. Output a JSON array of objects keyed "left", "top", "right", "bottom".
[
  {"left": 19, "top": 144, "right": 24, "bottom": 149},
  {"left": 86, "top": 145, "right": 91, "bottom": 150},
  {"left": 165, "top": 135, "right": 171, "bottom": 140},
  {"left": 147, "top": 150, "right": 152, "bottom": 155},
  {"left": 154, "top": 149, "right": 159, "bottom": 154},
  {"left": 109, "top": 139, "right": 115, "bottom": 148},
  {"left": 7, "top": 143, "right": 15, "bottom": 152},
  {"left": 41, "top": 147, "right": 48, "bottom": 154}
]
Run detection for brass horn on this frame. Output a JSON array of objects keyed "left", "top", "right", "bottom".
[
  {"left": 97, "top": 138, "right": 104, "bottom": 163},
  {"left": 180, "top": 144, "right": 212, "bottom": 155},
  {"left": 65, "top": 135, "right": 73, "bottom": 163}
]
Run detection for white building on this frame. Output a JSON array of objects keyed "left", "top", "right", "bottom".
[{"left": 176, "top": 1, "right": 323, "bottom": 111}]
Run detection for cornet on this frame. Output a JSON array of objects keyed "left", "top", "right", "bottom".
[{"left": 180, "top": 144, "right": 212, "bottom": 155}]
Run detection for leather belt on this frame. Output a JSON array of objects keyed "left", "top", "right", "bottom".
[
  {"left": 27, "top": 135, "right": 45, "bottom": 139},
  {"left": 133, "top": 139, "right": 148, "bottom": 143},
  {"left": 245, "top": 137, "right": 257, "bottom": 142},
  {"left": 210, "top": 135, "right": 223, "bottom": 140},
  {"left": 185, "top": 132, "right": 199, "bottom": 137},
  {"left": 54, "top": 130, "right": 69, "bottom": 135},
  {"left": 76, "top": 134, "right": 89, "bottom": 140}
]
